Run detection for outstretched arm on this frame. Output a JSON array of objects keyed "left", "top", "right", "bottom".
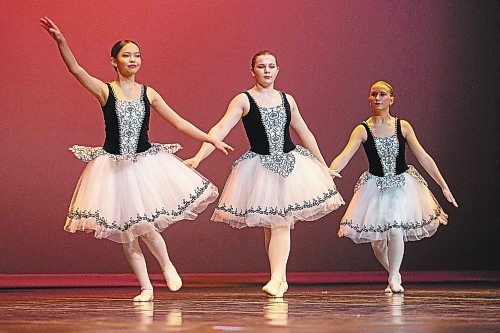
[
  {"left": 148, "top": 87, "right": 234, "bottom": 155},
  {"left": 329, "top": 125, "right": 365, "bottom": 174},
  {"left": 184, "top": 93, "right": 246, "bottom": 168},
  {"left": 288, "top": 94, "right": 340, "bottom": 177},
  {"left": 402, "top": 120, "right": 458, "bottom": 207},
  {"left": 40, "top": 17, "right": 108, "bottom": 105}
]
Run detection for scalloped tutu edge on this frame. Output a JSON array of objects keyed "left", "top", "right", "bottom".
[
  {"left": 65, "top": 181, "right": 218, "bottom": 243},
  {"left": 64, "top": 149, "right": 218, "bottom": 243},
  {"left": 338, "top": 167, "right": 448, "bottom": 243},
  {"left": 211, "top": 150, "right": 345, "bottom": 229}
]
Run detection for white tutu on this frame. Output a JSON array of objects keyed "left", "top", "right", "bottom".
[
  {"left": 212, "top": 146, "right": 344, "bottom": 229},
  {"left": 65, "top": 143, "right": 218, "bottom": 243},
  {"left": 338, "top": 166, "right": 447, "bottom": 243}
]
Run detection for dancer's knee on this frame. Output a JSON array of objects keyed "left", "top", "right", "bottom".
[
  {"left": 371, "top": 240, "right": 387, "bottom": 255},
  {"left": 140, "top": 231, "right": 160, "bottom": 243},
  {"left": 271, "top": 225, "right": 291, "bottom": 235}
]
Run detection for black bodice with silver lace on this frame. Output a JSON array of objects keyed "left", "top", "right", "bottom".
[
  {"left": 102, "top": 83, "right": 152, "bottom": 155},
  {"left": 358, "top": 118, "right": 410, "bottom": 191},
  {"left": 361, "top": 118, "right": 408, "bottom": 177},
  {"left": 235, "top": 92, "right": 314, "bottom": 177},
  {"left": 242, "top": 91, "right": 295, "bottom": 155}
]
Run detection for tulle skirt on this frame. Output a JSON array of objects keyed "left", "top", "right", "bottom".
[
  {"left": 211, "top": 147, "right": 345, "bottom": 229},
  {"left": 338, "top": 166, "right": 447, "bottom": 243},
  {"left": 64, "top": 144, "right": 218, "bottom": 243}
]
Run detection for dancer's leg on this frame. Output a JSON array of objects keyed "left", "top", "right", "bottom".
[
  {"left": 140, "top": 231, "right": 182, "bottom": 291},
  {"left": 263, "top": 226, "right": 290, "bottom": 296},
  {"left": 123, "top": 238, "right": 154, "bottom": 301},
  {"left": 387, "top": 232, "right": 405, "bottom": 293},
  {"left": 371, "top": 239, "right": 393, "bottom": 293},
  {"left": 264, "top": 227, "right": 271, "bottom": 255},
  {"left": 371, "top": 239, "right": 389, "bottom": 271}
]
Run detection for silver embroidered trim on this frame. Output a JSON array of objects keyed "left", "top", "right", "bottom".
[
  {"left": 68, "top": 180, "right": 212, "bottom": 231},
  {"left": 260, "top": 153, "right": 295, "bottom": 177},
  {"left": 241, "top": 93, "right": 317, "bottom": 177},
  {"left": 247, "top": 93, "right": 287, "bottom": 154},
  {"left": 231, "top": 145, "right": 315, "bottom": 177},
  {"left": 354, "top": 171, "right": 371, "bottom": 193},
  {"left": 110, "top": 85, "right": 146, "bottom": 155},
  {"left": 231, "top": 151, "right": 258, "bottom": 168},
  {"left": 70, "top": 143, "right": 182, "bottom": 163},
  {"left": 406, "top": 165, "right": 428, "bottom": 186},
  {"left": 374, "top": 135, "right": 399, "bottom": 177},
  {"left": 295, "top": 145, "right": 314, "bottom": 158},
  {"left": 215, "top": 187, "right": 340, "bottom": 218},
  {"left": 375, "top": 173, "right": 406, "bottom": 192},
  {"left": 339, "top": 205, "right": 445, "bottom": 234},
  {"left": 354, "top": 165, "right": 428, "bottom": 193},
  {"left": 362, "top": 120, "right": 406, "bottom": 191}
]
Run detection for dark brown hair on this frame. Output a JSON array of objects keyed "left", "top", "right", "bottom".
[{"left": 111, "top": 40, "right": 140, "bottom": 58}]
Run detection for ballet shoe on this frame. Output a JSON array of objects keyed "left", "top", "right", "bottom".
[
  {"left": 163, "top": 265, "right": 182, "bottom": 292},
  {"left": 389, "top": 281, "right": 404, "bottom": 293},
  {"left": 262, "top": 279, "right": 281, "bottom": 297},
  {"left": 384, "top": 285, "right": 392, "bottom": 293},
  {"left": 133, "top": 289, "right": 154, "bottom": 302},
  {"left": 274, "top": 282, "right": 289, "bottom": 298},
  {"left": 388, "top": 273, "right": 404, "bottom": 293}
]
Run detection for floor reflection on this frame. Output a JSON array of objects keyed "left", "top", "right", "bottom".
[
  {"left": 0, "top": 283, "right": 498, "bottom": 332},
  {"left": 263, "top": 298, "right": 288, "bottom": 326},
  {"left": 133, "top": 301, "right": 183, "bottom": 328},
  {"left": 165, "top": 308, "right": 183, "bottom": 327},
  {"left": 386, "top": 293, "right": 404, "bottom": 324}
]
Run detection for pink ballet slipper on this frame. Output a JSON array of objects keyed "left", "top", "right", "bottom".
[
  {"left": 262, "top": 279, "right": 281, "bottom": 296},
  {"left": 163, "top": 265, "right": 182, "bottom": 292},
  {"left": 133, "top": 289, "right": 154, "bottom": 302},
  {"left": 274, "top": 282, "right": 289, "bottom": 298}
]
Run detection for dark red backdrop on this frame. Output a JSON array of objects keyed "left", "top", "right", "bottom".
[{"left": 1, "top": 0, "right": 498, "bottom": 274}]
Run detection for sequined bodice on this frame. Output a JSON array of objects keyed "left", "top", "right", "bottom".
[
  {"left": 361, "top": 120, "right": 407, "bottom": 191},
  {"left": 111, "top": 85, "right": 146, "bottom": 155},
  {"left": 235, "top": 92, "right": 314, "bottom": 177},
  {"left": 248, "top": 94, "right": 287, "bottom": 153},
  {"left": 373, "top": 135, "right": 399, "bottom": 177}
]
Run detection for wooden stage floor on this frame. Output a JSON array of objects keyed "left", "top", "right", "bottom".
[{"left": 0, "top": 283, "right": 499, "bottom": 332}]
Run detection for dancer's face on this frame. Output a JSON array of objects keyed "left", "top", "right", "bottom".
[
  {"left": 251, "top": 55, "right": 279, "bottom": 87},
  {"left": 369, "top": 84, "right": 394, "bottom": 112},
  {"left": 112, "top": 43, "right": 141, "bottom": 76}
]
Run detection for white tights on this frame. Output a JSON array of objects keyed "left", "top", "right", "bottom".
[
  {"left": 264, "top": 226, "right": 290, "bottom": 283},
  {"left": 371, "top": 232, "right": 405, "bottom": 290},
  {"left": 122, "top": 230, "right": 182, "bottom": 298}
]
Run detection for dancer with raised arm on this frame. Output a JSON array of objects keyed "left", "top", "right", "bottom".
[{"left": 41, "top": 17, "right": 232, "bottom": 301}]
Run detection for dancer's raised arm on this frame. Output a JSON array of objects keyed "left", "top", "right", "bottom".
[{"left": 40, "top": 17, "right": 107, "bottom": 105}]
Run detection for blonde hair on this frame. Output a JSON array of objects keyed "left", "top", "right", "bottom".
[{"left": 371, "top": 80, "right": 394, "bottom": 96}]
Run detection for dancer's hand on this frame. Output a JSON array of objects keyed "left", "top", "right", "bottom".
[
  {"left": 209, "top": 136, "right": 234, "bottom": 155},
  {"left": 40, "top": 17, "right": 64, "bottom": 42},
  {"left": 329, "top": 168, "right": 342, "bottom": 178},
  {"left": 443, "top": 187, "right": 458, "bottom": 207},
  {"left": 183, "top": 157, "right": 200, "bottom": 169}
]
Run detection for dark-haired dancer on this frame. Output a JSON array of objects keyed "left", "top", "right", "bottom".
[
  {"left": 40, "top": 17, "right": 232, "bottom": 301},
  {"left": 330, "top": 81, "right": 458, "bottom": 293},
  {"left": 185, "top": 50, "right": 344, "bottom": 298}
]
